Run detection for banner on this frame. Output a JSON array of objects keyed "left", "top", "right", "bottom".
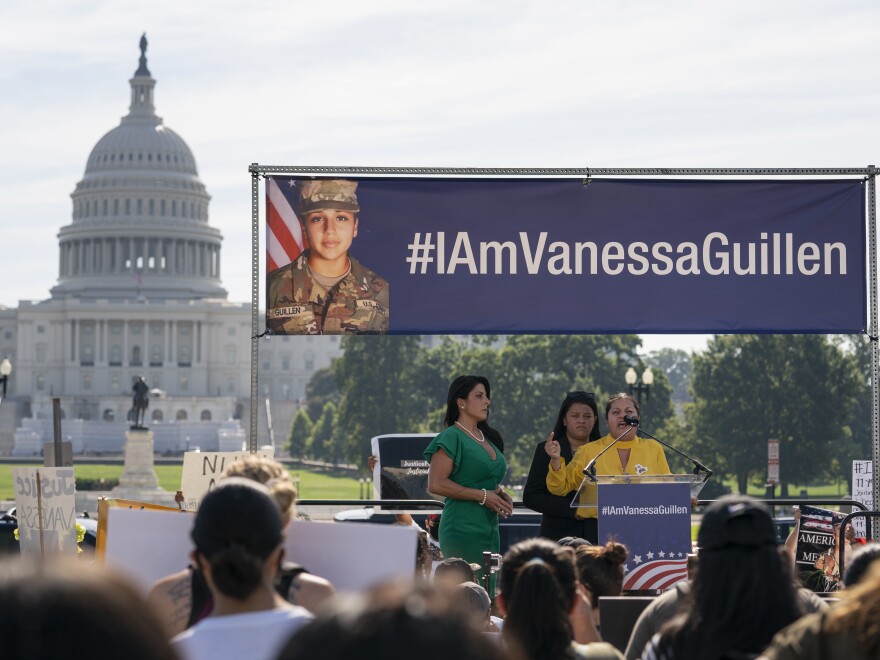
[{"left": 265, "top": 177, "right": 866, "bottom": 335}]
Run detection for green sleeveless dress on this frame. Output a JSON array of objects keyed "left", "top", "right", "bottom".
[{"left": 424, "top": 426, "right": 508, "bottom": 583}]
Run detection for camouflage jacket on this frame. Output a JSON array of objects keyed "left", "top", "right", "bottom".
[{"left": 267, "top": 253, "right": 389, "bottom": 334}]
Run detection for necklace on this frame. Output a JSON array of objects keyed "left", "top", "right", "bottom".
[{"left": 455, "top": 421, "right": 485, "bottom": 443}]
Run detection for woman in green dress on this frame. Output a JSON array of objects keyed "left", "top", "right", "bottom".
[{"left": 424, "top": 375, "right": 513, "bottom": 589}]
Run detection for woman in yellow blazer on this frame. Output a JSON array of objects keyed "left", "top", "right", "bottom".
[{"left": 545, "top": 392, "right": 670, "bottom": 543}]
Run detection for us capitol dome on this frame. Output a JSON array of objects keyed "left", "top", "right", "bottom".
[
  {"left": 0, "top": 36, "right": 340, "bottom": 460},
  {"left": 52, "top": 34, "right": 225, "bottom": 301}
]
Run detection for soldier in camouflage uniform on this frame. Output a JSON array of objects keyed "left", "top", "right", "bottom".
[{"left": 267, "top": 179, "right": 389, "bottom": 334}]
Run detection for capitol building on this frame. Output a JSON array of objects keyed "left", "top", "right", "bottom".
[{"left": 0, "top": 37, "right": 341, "bottom": 456}]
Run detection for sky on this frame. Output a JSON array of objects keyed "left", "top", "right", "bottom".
[{"left": 2, "top": 0, "right": 879, "bottom": 356}]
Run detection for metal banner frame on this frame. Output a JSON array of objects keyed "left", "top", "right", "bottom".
[{"left": 248, "top": 165, "right": 880, "bottom": 514}]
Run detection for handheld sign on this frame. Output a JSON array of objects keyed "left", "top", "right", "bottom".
[
  {"left": 12, "top": 467, "right": 78, "bottom": 558},
  {"left": 179, "top": 449, "right": 275, "bottom": 511}
]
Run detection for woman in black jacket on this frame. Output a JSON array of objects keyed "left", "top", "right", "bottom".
[{"left": 522, "top": 391, "right": 601, "bottom": 542}]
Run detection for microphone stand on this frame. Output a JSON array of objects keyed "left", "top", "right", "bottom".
[
  {"left": 635, "top": 424, "right": 714, "bottom": 481},
  {"left": 582, "top": 426, "right": 638, "bottom": 481}
]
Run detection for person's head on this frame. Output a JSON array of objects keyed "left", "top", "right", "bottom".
[
  {"left": 497, "top": 538, "right": 579, "bottom": 660},
  {"left": 434, "top": 557, "right": 477, "bottom": 587},
  {"left": 656, "top": 495, "right": 801, "bottom": 659},
  {"left": 605, "top": 393, "right": 640, "bottom": 441},
  {"left": 451, "top": 581, "right": 492, "bottom": 632},
  {"left": 276, "top": 583, "right": 506, "bottom": 660},
  {"left": 222, "top": 454, "right": 298, "bottom": 524},
  {"left": 553, "top": 391, "right": 601, "bottom": 446},
  {"left": 826, "top": 559, "right": 880, "bottom": 656},
  {"left": 575, "top": 541, "right": 628, "bottom": 609},
  {"left": 843, "top": 543, "right": 880, "bottom": 587},
  {"left": 425, "top": 514, "right": 441, "bottom": 542},
  {"left": 0, "top": 559, "right": 177, "bottom": 660},
  {"left": 444, "top": 375, "right": 491, "bottom": 427},
  {"left": 298, "top": 179, "right": 360, "bottom": 273},
  {"left": 557, "top": 536, "right": 591, "bottom": 549},
  {"left": 191, "top": 478, "right": 284, "bottom": 601},
  {"left": 444, "top": 375, "right": 504, "bottom": 452}
]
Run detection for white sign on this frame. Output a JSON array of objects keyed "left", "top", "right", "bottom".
[
  {"left": 179, "top": 449, "right": 274, "bottom": 511},
  {"left": 101, "top": 508, "right": 416, "bottom": 595},
  {"left": 852, "top": 460, "right": 873, "bottom": 538},
  {"left": 12, "top": 467, "right": 78, "bottom": 557}
]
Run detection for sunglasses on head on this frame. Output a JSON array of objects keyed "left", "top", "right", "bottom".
[{"left": 567, "top": 391, "right": 596, "bottom": 401}]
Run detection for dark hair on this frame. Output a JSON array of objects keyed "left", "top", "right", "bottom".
[
  {"left": 605, "top": 392, "right": 640, "bottom": 420},
  {"left": 654, "top": 544, "right": 802, "bottom": 659},
  {"left": 844, "top": 543, "right": 880, "bottom": 587},
  {"left": 499, "top": 538, "right": 578, "bottom": 660},
  {"left": 575, "top": 541, "right": 627, "bottom": 608},
  {"left": 192, "top": 478, "right": 283, "bottom": 600},
  {"left": 443, "top": 375, "right": 504, "bottom": 453},
  {"left": 435, "top": 557, "right": 476, "bottom": 585},
  {"left": 552, "top": 392, "right": 601, "bottom": 444},
  {"left": 277, "top": 583, "right": 505, "bottom": 660},
  {"left": 0, "top": 560, "right": 177, "bottom": 660}
]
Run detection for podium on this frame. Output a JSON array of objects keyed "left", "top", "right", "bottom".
[{"left": 571, "top": 473, "right": 707, "bottom": 590}]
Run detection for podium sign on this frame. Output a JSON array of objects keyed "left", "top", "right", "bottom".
[{"left": 598, "top": 481, "right": 691, "bottom": 590}]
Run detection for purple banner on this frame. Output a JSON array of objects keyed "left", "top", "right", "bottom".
[
  {"left": 265, "top": 177, "right": 866, "bottom": 335},
  {"left": 598, "top": 482, "right": 691, "bottom": 590}
]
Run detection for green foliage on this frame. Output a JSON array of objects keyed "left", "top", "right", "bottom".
[
  {"left": 305, "top": 366, "right": 340, "bottom": 422},
  {"left": 288, "top": 408, "right": 313, "bottom": 459},
  {"left": 688, "top": 335, "right": 861, "bottom": 494},
  {"left": 309, "top": 401, "right": 337, "bottom": 462},
  {"left": 646, "top": 348, "right": 693, "bottom": 403},
  {"left": 334, "top": 336, "right": 424, "bottom": 464},
  {"left": 318, "top": 334, "right": 677, "bottom": 478}
]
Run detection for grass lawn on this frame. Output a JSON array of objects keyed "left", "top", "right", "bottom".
[{"left": 0, "top": 463, "right": 362, "bottom": 502}]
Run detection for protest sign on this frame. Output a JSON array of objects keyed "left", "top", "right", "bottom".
[
  {"left": 180, "top": 448, "right": 274, "bottom": 511},
  {"left": 795, "top": 504, "right": 847, "bottom": 592},
  {"left": 852, "top": 460, "right": 873, "bottom": 538},
  {"left": 370, "top": 434, "right": 439, "bottom": 509},
  {"left": 12, "top": 467, "right": 78, "bottom": 557}
]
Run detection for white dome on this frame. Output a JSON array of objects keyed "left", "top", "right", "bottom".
[{"left": 52, "top": 36, "right": 226, "bottom": 302}]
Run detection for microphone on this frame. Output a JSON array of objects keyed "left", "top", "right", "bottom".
[
  {"left": 623, "top": 415, "right": 639, "bottom": 426},
  {"left": 583, "top": 426, "right": 634, "bottom": 481}
]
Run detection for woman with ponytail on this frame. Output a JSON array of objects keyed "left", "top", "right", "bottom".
[
  {"left": 496, "top": 538, "right": 624, "bottom": 660},
  {"left": 171, "top": 478, "right": 312, "bottom": 660}
]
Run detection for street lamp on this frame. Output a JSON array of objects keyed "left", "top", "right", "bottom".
[
  {"left": 0, "top": 357, "right": 12, "bottom": 398},
  {"left": 624, "top": 366, "right": 653, "bottom": 406}
]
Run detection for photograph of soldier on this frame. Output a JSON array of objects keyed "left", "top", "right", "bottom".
[{"left": 267, "top": 179, "right": 389, "bottom": 335}]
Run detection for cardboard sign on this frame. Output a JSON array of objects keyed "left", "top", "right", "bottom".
[
  {"left": 12, "top": 467, "right": 78, "bottom": 557},
  {"left": 795, "top": 504, "right": 847, "bottom": 592},
  {"left": 179, "top": 449, "right": 274, "bottom": 511}
]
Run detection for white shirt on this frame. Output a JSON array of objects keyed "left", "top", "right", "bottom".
[{"left": 172, "top": 606, "right": 313, "bottom": 660}]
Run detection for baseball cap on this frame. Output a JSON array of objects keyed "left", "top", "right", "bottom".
[{"left": 697, "top": 495, "right": 777, "bottom": 551}]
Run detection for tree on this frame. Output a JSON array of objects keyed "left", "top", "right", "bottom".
[
  {"left": 334, "top": 336, "right": 424, "bottom": 464},
  {"left": 309, "top": 401, "right": 337, "bottom": 462},
  {"left": 688, "top": 335, "right": 860, "bottom": 494},
  {"left": 646, "top": 348, "right": 693, "bottom": 404},
  {"left": 287, "top": 408, "right": 312, "bottom": 459},
  {"left": 305, "top": 366, "right": 340, "bottom": 423}
]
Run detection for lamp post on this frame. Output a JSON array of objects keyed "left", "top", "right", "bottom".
[
  {"left": 624, "top": 366, "right": 653, "bottom": 407},
  {"left": 0, "top": 357, "right": 12, "bottom": 398}
]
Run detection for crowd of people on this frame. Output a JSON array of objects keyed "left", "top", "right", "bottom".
[{"left": 3, "top": 374, "right": 880, "bottom": 659}]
